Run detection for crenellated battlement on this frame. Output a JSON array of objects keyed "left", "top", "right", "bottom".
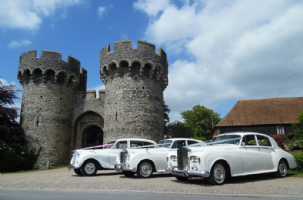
[
  {"left": 100, "top": 40, "right": 168, "bottom": 90},
  {"left": 17, "top": 50, "right": 84, "bottom": 87}
]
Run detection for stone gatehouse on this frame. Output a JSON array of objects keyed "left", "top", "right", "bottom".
[{"left": 17, "top": 40, "right": 168, "bottom": 169}]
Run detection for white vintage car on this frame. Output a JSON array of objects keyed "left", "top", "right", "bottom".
[
  {"left": 114, "top": 138, "right": 202, "bottom": 178},
  {"left": 69, "top": 138, "right": 156, "bottom": 176},
  {"left": 167, "top": 132, "right": 297, "bottom": 185}
]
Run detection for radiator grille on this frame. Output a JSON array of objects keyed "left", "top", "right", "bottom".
[
  {"left": 120, "top": 150, "right": 126, "bottom": 164},
  {"left": 177, "top": 147, "right": 189, "bottom": 170}
]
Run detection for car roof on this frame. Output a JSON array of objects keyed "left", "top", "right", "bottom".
[
  {"left": 215, "top": 132, "right": 270, "bottom": 137},
  {"left": 109, "top": 138, "right": 157, "bottom": 143},
  {"left": 161, "top": 138, "right": 202, "bottom": 142}
]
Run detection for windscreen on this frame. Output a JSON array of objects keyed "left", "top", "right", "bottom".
[
  {"left": 157, "top": 140, "right": 172, "bottom": 148},
  {"left": 212, "top": 135, "right": 241, "bottom": 145},
  {"left": 104, "top": 141, "right": 116, "bottom": 149}
]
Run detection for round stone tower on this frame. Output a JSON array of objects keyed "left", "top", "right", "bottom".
[
  {"left": 100, "top": 40, "right": 168, "bottom": 143},
  {"left": 17, "top": 50, "right": 84, "bottom": 168}
]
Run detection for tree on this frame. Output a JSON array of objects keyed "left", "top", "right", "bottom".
[
  {"left": 165, "top": 121, "right": 193, "bottom": 138},
  {"left": 286, "top": 109, "right": 303, "bottom": 150},
  {"left": 163, "top": 101, "right": 170, "bottom": 125},
  {"left": 181, "top": 105, "right": 221, "bottom": 140},
  {"left": 288, "top": 109, "right": 303, "bottom": 141},
  {"left": 0, "top": 77, "right": 26, "bottom": 145}
]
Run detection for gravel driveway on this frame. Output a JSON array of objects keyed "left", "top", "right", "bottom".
[{"left": 1, "top": 168, "right": 303, "bottom": 197}]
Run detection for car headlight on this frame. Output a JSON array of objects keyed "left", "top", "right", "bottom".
[
  {"left": 190, "top": 156, "right": 199, "bottom": 163},
  {"left": 170, "top": 155, "right": 177, "bottom": 161}
]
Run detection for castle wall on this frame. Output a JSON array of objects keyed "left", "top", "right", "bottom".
[
  {"left": 100, "top": 40, "right": 168, "bottom": 143},
  {"left": 21, "top": 82, "right": 75, "bottom": 168},
  {"left": 71, "top": 90, "right": 105, "bottom": 151},
  {"left": 17, "top": 40, "right": 169, "bottom": 169},
  {"left": 18, "top": 50, "right": 82, "bottom": 169}
]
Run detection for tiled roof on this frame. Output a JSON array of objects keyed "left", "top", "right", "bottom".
[{"left": 216, "top": 97, "right": 303, "bottom": 127}]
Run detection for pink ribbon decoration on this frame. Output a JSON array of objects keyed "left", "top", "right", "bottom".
[{"left": 73, "top": 143, "right": 115, "bottom": 153}]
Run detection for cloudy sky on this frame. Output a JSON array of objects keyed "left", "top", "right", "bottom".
[{"left": 1, "top": 0, "right": 303, "bottom": 122}]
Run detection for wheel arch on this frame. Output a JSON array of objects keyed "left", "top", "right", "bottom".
[
  {"left": 279, "top": 157, "right": 290, "bottom": 170},
  {"left": 137, "top": 159, "right": 157, "bottom": 172},
  {"left": 210, "top": 159, "right": 231, "bottom": 177},
  {"left": 83, "top": 158, "right": 104, "bottom": 170}
]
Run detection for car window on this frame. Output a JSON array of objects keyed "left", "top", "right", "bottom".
[
  {"left": 113, "top": 141, "right": 127, "bottom": 149},
  {"left": 158, "top": 140, "right": 172, "bottom": 148},
  {"left": 143, "top": 142, "right": 155, "bottom": 148},
  {"left": 130, "top": 141, "right": 144, "bottom": 147},
  {"left": 243, "top": 135, "right": 257, "bottom": 146},
  {"left": 256, "top": 135, "right": 272, "bottom": 146},
  {"left": 212, "top": 135, "right": 241, "bottom": 145},
  {"left": 171, "top": 140, "right": 186, "bottom": 149},
  {"left": 187, "top": 140, "right": 200, "bottom": 145}
]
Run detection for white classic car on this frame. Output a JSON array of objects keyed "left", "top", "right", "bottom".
[
  {"left": 69, "top": 138, "right": 156, "bottom": 176},
  {"left": 167, "top": 132, "right": 297, "bottom": 185},
  {"left": 114, "top": 138, "right": 202, "bottom": 178}
]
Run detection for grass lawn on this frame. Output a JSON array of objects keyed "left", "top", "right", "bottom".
[
  {"left": 287, "top": 170, "right": 303, "bottom": 177},
  {"left": 1, "top": 165, "right": 70, "bottom": 174}
]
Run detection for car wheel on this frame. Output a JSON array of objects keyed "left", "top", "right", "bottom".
[
  {"left": 274, "top": 160, "right": 287, "bottom": 177},
  {"left": 137, "top": 161, "right": 154, "bottom": 178},
  {"left": 175, "top": 176, "right": 189, "bottom": 181},
  {"left": 74, "top": 168, "right": 82, "bottom": 176},
  {"left": 207, "top": 161, "right": 226, "bottom": 185},
  {"left": 123, "top": 171, "right": 135, "bottom": 177},
  {"left": 80, "top": 160, "right": 98, "bottom": 176}
]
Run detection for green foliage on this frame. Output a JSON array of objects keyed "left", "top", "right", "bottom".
[
  {"left": 180, "top": 105, "right": 221, "bottom": 140},
  {"left": 288, "top": 110, "right": 303, "bottom": 141},
  {"left": 165, "top": 121, "right": 193, "bottom": 138},
  {"left": 293, "top": 151, "right": 303, "bottom": 172},
  {"left": 0, "top": 140, "right": 41, "bottom": 173}
]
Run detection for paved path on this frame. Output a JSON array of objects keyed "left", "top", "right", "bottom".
[
  {"left": 1, "top": 189, "right": 302, "bottom": 200},
  {"left": 1, "top": 168, "right": 302, "bottom": 197}
]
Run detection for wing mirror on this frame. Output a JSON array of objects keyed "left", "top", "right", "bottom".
[{"left": 241, "top": 142, "right": 245, "bottom": 147}]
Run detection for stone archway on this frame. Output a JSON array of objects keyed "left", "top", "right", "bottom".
[
  {"left": 82, "top": 125, "right": 103, "bottom": 147},
  {"left": 73, "top": 111, "right": 104, "bottom": 150}
]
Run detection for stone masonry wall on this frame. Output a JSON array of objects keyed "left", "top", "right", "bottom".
[
  {"left": 100, "top": 41, "right": 168, "bottom": 143},
  {"left": 18, "top": 50, "right": 82, "bottom": 169}
]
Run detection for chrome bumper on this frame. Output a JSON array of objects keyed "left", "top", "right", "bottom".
[
  {"left": 114, "top": 164, "right": 136, "bottom": 173},
  {"left": 67, "top": 165, "right": 80, "bottom": 170},
  {"left": 169, "top": 166, "right": 210, "bottom": 178}
]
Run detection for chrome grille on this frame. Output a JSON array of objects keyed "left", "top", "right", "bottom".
[
  {"left": 120, "top": 150, "right": 127, "bottom": 164},
  {"left": 177, "top": 147, "right": 190, "bottom": 170}
]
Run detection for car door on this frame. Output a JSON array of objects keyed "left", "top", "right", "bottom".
[
  {"left": 256, "top": 135, "right": 275, "bottom": 170},
  {"left": 240, "top": 134, "right": 264, "bottom": 173},
  {"left": 108, "top": 140, "right": 127, "bottom": 169}
]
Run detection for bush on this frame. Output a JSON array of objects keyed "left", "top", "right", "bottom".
[
  {"left": 0, "top": 140, "right": 41, "bottom": 173},
  {"left": 269, "top": 134, "right": 289, "bottom": 149},
  {"left": 293, "top": 151, "right": 303, "bottom": 172}
]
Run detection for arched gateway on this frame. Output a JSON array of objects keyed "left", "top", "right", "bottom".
[{"left": 73, "top": 111, "right": 104, "bottom": 150}]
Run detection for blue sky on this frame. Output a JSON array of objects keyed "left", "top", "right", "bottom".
[{"left": 1, "top": 0, "right": 303, "bottom": 123}]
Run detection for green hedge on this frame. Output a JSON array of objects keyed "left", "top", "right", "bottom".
[
  {"left": 0, "top": 140, "right": 41, "bottom": 173},
  {"left": 293, "top": 151, "right": 303, "bottom": 172}
]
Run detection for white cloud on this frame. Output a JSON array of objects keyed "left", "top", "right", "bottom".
[
  {"left": 97, "top": 6, "right": 106, "bottom": 18},
  {"left": 89, "top": 84, "right": 105, "bottom": 97},
  {"left": 0, "top": 0, "right": 83, "bottom": 30},
  {"left": 8, "top": 40, "right": 32, "bottom": 48},
  {"left": 134, "top": 0, "right": 303, "bottom": 121},
  {"left": 133, "top": 0, "right": 169, "bottom": 16}
]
